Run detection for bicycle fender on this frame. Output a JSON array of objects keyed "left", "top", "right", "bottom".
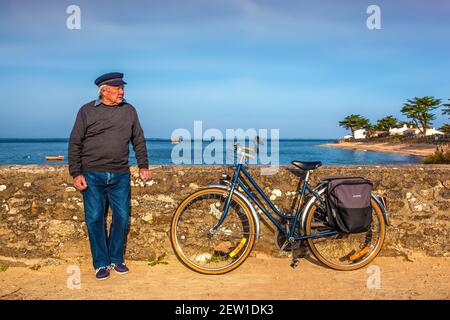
[
  {"left": 208, "top": 184, "right": 261, "bottom": 240},
  {"left": 300, "top": 188, "right": 326, "bottom": 233},
  {"left": 372, "top": 194, "right": 390, "bottom": 226}
]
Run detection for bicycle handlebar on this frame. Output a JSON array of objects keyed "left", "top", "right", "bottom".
[{"left": 233, "top": 143, "right": 256, "bottom": 164}]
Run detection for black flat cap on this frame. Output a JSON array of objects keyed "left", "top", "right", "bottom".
[{"left": 95, "top": 72, "right": 127, "bottom": 86}]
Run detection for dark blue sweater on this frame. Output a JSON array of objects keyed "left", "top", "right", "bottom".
[{"left": 68, "top": 100, "right": 149, "bottom": 178}]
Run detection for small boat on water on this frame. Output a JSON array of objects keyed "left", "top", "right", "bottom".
[{"left": 45, "top": 155, "right": 64, "bottom": 161}]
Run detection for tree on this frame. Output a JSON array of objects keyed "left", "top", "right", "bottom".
[
  {"left": 401, "top": 96, "right": 442, "bottom": 134},
  {"left": 364, "top": 123, "right": 377, "bottom": 138},
  {"left": 398, "top": 120, "right": 415, "bottom": 127},
  {"left": 442, "top": 99, "right": 450, "bottom": 118},
  {"left": 339, "top": 114, "right": 370, "bottom": 137},
  {"left": 374, "top": 115, "right": 398, "bottom": 132},
  {"left": 439, "top": 124, "right": 450, "bottom": 134}
]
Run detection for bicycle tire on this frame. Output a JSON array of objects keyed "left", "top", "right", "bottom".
[
  {"left": 304, "top": 194, "right": 386, "bottom": 271},
  {"left": 171, "top": 187, "right": 257, "bottom": 275}
]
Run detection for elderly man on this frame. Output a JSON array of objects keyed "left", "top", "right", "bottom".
[{"left": 68, "top": 72, "right": 150, "bottom": 280}]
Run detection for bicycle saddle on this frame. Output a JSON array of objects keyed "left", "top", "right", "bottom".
[{"left": 292, "top": 161, "right": 322, "bottom": 170}]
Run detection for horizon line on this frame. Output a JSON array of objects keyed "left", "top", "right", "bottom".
[{"left": 0, "top": 137, "right": 339, "bottom": 141}]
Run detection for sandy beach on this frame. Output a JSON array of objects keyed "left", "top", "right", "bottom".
[{"left": 320, "top": 141, "right": 439, "bottom": 157}]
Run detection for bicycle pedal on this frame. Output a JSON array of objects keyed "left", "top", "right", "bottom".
[{"left": 280, "top": 240, "right": 290, "bottom": 252}]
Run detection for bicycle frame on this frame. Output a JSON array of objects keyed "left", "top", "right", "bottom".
[{"left": 212, "top": 163, "right": 339, "bottom": 241}]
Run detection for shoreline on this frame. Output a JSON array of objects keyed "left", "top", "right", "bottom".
[{"left": 320, "top": 141, "right": 438, "bottom": 157}]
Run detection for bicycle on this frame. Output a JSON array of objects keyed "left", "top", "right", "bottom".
[{"left": 170, "top": 142, "right": 389, "bottom": 275}]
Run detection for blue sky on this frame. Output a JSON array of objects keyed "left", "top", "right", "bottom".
[{"left": 0, "top": 0, "right": 449, "bottom": 139}]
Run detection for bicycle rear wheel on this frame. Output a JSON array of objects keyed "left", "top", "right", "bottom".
[
  {"left": 171, "top": 188, "right": 256, "bottom": 275},
  {"left": 304, "top": 194, "right": 386, "bottom": 271}
]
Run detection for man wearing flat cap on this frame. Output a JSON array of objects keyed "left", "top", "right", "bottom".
[{"left": 68, "top": 72, "right": 150, "bottom": 280}]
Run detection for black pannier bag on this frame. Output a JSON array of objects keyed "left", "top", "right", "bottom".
[{"left": 324, "top": 177, "right": 373, "bottom": 233}]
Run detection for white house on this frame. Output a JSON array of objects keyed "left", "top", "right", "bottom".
[
  {"left": 404, "top": 127, "right": 444, "bottom": 136},
  {"left": 403, "top": 127, "right": 422, "bottom": 136},
  {"left": 389, "top": 124, "right": 444, "bottom": 136},
  {"left": 343, "top": 125, "right": 443, "bottom": 140},
  {"left": 389, "top": 124, "right": 409, "bottom": 135},
  {"left": 425, "top": 128, "right": 444, "bottom": 136},
  {"left": 354, "top": 129, "right": 366, "bottom": 140}
]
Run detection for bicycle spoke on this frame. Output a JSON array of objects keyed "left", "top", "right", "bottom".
[
  {"left": 172, "top": 190, "right": 255, "bottom": 273},
  {"left": 306, "top": 196, "right": 385, "bottom": 270}
]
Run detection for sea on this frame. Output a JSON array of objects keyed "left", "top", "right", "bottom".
[{"left": 0, "top": 138, "right": 422, "bottom": 166}]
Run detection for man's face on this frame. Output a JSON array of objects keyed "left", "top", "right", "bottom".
[{"left": 102, "top": 85, "right": 125, "bottom": 104}]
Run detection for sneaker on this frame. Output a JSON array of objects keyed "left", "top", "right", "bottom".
[
  {"left": 111, "top": 263, "right": 129, "bottom": 274},
  {"left": 95, "top": 267, "right": 110, "bottom": 280}
]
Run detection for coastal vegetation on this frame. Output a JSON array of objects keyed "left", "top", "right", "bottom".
[
  {"left": 439, "top": 124, "right": 450, "bottom": 134},
  {"left": 442, "top": 99, "right": 450, "bottom": 117},
  {"left": 339, "top": 96, "right": 449, "bottom": 137},
  {"left": 338, "top": 114, "right": 370, "bottom": 136},
  {"left": 374, "top": 116, "right": 399, "bottom": 132},
  {"left": 400, "top": 96, "right": 442, "bottom": 134},
  {"left": 424, "top": 145, "right": 450, "bottom": 164},
  {"left": 339, "top": 96, "right": 450, "bottom": 164}
]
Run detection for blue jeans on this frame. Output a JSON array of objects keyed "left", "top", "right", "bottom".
[{"left": 81, "top": 171, "right": 131, "bottom": 269}]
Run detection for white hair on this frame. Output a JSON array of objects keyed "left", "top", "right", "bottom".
[{"left": 98, "top": 85, "right": 108, "bottom": 97}]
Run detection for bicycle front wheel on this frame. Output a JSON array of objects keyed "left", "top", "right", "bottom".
[
  {"left": 171, "top": 188, "right": 256, "bottom": 275},
  {"left": 304, "top": 194, "right": 386, "bottom": 271}
]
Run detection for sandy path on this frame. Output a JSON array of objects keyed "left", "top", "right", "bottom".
[
  {"left": 1, "top": 255, "right": 449, "bottom": 300},
  {"left": 321, "top": 142, "right": 438, "bottom": 157}
]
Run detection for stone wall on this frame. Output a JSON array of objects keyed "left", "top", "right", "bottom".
[{"left": 0, "top": 165, "right": 449, "bottom": 266}]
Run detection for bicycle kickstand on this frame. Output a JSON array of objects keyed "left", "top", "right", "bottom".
[{"left": 289, "top": 238, "right": 299, "bottom": 269}]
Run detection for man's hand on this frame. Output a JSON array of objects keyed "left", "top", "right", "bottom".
[
  {"left": 73, "top": 175, "right": 88, "bottom": 191},
  {"left": 139, "top": 168, "right": 151, "bottom": 183}
]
